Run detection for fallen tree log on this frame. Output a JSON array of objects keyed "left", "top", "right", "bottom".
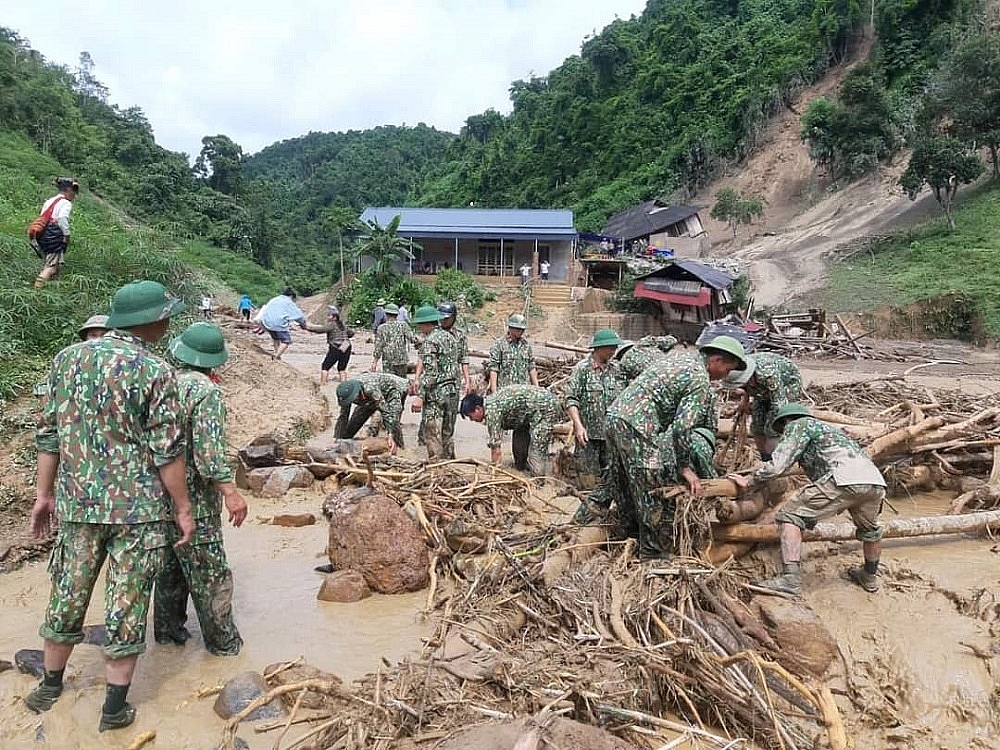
[
  {"left": 865, "top": 416, "right": 945, "bottom": 460},
  {"left": 712, "top": 508, "right": 1000, "bottom": 543},
  {"left": 541, "top": 340, "right": 589, "bottom": 355}
]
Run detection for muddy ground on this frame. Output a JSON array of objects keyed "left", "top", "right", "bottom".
[{"left": 1, "top": 319, "right": 999, "bottom": 749}]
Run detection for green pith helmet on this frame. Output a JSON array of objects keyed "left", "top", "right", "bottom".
[
  {"left": 770, "top": 403, "right": 812, "bottom": 430},
  {"left": 77, "top": 314, "right": 109, "bottom": 339},
  {"left": 384, "top": 303, "right": 399, "bottom": 316},
  {"left": 507, "top": 313, "right": 528, "bottom": 330},
  {"left": 106, "top": 280, "right": 186, "bottom": 329},
  {"left": 721, "top": 354, "right": 758, "bottom": 389},
  {"left": 589, "top": 328, "right": 624, "bottom": 349},
  {"left": 698, "top": 334, "right": 748, "bottom": 370},
  {"left": 692, "top": 427, "right": 717, "bottom": 449},
  {"left": 336, "top": 379, "right": 361, "bottom": 407},
  {"left": 169, "top": 322, "right": 228, "bottom": 369},
  {"left": 412, "top": 305, "right": 441, "bottom": 324}
]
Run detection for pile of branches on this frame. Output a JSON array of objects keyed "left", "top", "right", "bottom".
[
  {"left": 754, "top": 312, "right": 899, "bottom": 361},
  {"left": 222, "top": 519, "right": 843, "bottom": 750}
]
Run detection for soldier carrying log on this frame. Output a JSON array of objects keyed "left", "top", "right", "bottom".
[
  {"left": 728, "top": 403, "right": 886, "bottom": 595},
  {"left": 722, "top": 351, "right": 804, "bottom": 458}
]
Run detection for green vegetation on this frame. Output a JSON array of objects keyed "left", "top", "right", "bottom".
[
  {"left": 710, "top": 189, "right": 765, "bottom": 238},
  {"left": 433, "top": 269, "right": 486, "bottom": 310},
  {"left": 824, "top": 185, "right": 1000, "bottom": 336}
]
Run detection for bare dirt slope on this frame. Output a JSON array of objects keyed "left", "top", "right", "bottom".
[{"left": 695, "top": 45, "right": 943, "bottom": 309}]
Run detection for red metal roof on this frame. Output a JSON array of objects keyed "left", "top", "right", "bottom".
[{"left": 635, "top": 281, "right": 711, "bottom": 307}]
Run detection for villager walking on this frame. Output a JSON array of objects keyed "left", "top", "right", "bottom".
[
  {"left": 728, "top": 403, "right": 887, "bottom": 595},
  {"left": 237, "top": 294, "right": 253, "bottom": 321},
  {"left": 260, "top": 288, "right": 308, "bottom": 360},
  {"left": 461, "top": 385, "right": 561, "bottom": 476},
  {"left": 335, "top": 373, "right": 409, "bottom": 452},
  {"left": 26, "top": 280, "right": 194, "bottom": 732},
  {"left": 722, "top": 352, "right": 804, "bottom": 458},
  {"left": 32, "top": 177, "right": 79, "bottom": 288},
  {"left": 411, "top": 306, "right": 461, "bottom": 459},
  {"left": 603, "top": 336, "right": 746, "bottom": 556},
  {"left": 154, "top": 323, "right": 247, "bottom": 656},
  {"left": 371, "top": 304, "right": 414, "bottom": 378},
  {"left": 487, "top": 313, "right": 538, "bottom": 393},
  {"left": 308, "top": 305, "right": 355, "bottom": 384}
]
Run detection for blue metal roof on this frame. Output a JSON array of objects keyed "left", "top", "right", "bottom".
[{"left": 360, "top": 207, "right": 577, "bottom": 241}]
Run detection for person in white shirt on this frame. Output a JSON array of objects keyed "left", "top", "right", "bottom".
[
  {"left": 539, "top": 260, "right": 550, "bottom": 283},
  {"left": 200, "top": 296, "right": 214, "bottom": 319},
  {"left": 34, "top": 177, "right": 79, "bottom": 289},
  {"left": 519, "top": 264, "right": 531, "bottom": 288}
]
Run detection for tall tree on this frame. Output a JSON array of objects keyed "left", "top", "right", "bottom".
[
  {"left": 194, "top": 134, "right": 245, "bottom": 196},
  {"left": 351, "top": 215, "right": 417, "bottom": 292},
  {"left": 900, "top": 137, "right": 983, "bottom": 230}
]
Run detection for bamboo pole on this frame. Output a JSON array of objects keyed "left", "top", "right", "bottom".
[
  {"left": 540, "top": 340, "right": 589, "bottom": 355},
  {"left": 712, "top": 508, "right": 1000, "bottom": 543}
]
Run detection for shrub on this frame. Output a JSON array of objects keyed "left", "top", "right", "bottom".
[{"left": 433, "top": 268, "right": 486, "bottom": 309}]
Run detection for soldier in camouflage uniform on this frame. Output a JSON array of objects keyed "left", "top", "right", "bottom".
[
  {"left": 461, "top": 385, "right": 561, "bottom": 476},
  {"left": 26, "top": 280, "right": 194, "bottom": 732},
  {"left": 723, "top": 352, "right": 803, "bottom": 458},
  {"left": 438, "top": 301, "right": 471, "bottom": 394},
  {"left": 411, "top": 305, "right": 461, "bottom": 459},
  {"left": 335, "top": 372, "right": 409, "bottom": 451},
  {"left": 566, "top": 329, "right": 627, "bottom": 521},
  {"left": 487, "top": 313, "right": 538, "bottom": 393},
  {"left": 154, "top": 323, "right": 248, "bottom": 656},
  {"left": 615, "top": 335, "right": 679, "bottom": 381},
  {"left": 371, "top": 304, "right": 414, "bottom": 378},
  {"left": 604, "top": 336, "right": 747, "bottom": 556},
  {"left": 729, "top": 403, "right": 886, "bottom": 595}
]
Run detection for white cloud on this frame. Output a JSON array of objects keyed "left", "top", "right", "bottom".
[{"left": 2, "top": 0, "right": 647, "bottom": 156}]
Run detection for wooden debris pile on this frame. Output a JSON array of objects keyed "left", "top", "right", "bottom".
[
  {"left": 754, "top": 311, "right": 897, "bottom": 361},
  {"left": 221, "top": 531, "right": 843, "bottom": 750}
]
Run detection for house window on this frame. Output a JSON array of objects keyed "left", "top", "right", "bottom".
[{"left": 477, "top": 242, "right": 501, "bottom": 276}]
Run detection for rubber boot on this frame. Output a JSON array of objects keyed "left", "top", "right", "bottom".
[
  {"left": 99, "top": 703, "right": 136, "bottom": 732},
  {"left": 847, "top": 566, "right": 879, "bottom": 592},
  {"left": 23, "top": 683, "right": 62, "bottom": 713},
  {"left": 757, "top": 563, "right": 802, "bottom": 595}
]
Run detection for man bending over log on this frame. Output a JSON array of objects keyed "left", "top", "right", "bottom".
[
  {"left": 603, "top": 335, "right": 746, "bottom": 557},
  {"left": 460, "top": 385, "right": 561, "bottom": 476},
  {"left": 721, "top": 352, "right": 803, "bottom": 459},
  {"left": 728, "top": 403, "right": 886, "bottom": 595},
  {"left": 336, "top": 373, "right": 409, "bottom": 454}
]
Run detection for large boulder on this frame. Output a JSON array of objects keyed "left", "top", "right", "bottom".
[
  {"left": 753, "top": 596, "right": 838, "bottom": 677},
  {"left": 317, "top": 570, "right": 371, "bottom": 602},
  {"left": 326, "top": 491, "right": 429, "bottom": 593},
  {"left": 239, "top": 435, "right": 283, "bottom": 468},
  {"left": 246, "top": 467, "right": 275, "bottom": 493},
  {"left": 261, "top": 466, "right": 315, "bottom": 497},
  {"left": 213, "top": 670, "right": 287, "bottom": 721}
]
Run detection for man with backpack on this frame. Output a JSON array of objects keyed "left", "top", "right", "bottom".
[{"left": 30, "top": 178, "right": 79, "bottom": 289}]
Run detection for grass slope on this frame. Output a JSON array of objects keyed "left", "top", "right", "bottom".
[
  {"left": 823, "top": 182, "right": 1000, "bottom": 338},
  {"left": 0, "top": 132, "right": 285, "bottom": 398}
]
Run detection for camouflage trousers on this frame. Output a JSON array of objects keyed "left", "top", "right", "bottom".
[
  {"left": 41, "top": 520, "right": 170, "bottom": 659},
  {"left": 511, "top": 418, "right": 554, "bottom": 476},
  {"left": 335, "top": 401, "right": 404, "bottom": 448},
  {"left": 424, "top": 385, "right": 458, "bottom": 460},
  {"left": 605, "top": 417, "right": 680, "bottom": 557},
  {"left": 384, "top": 363, "right": 409, "bottom": 379},
  {"left": 153, "top": 519, "right": 242, "bottom": 656}
]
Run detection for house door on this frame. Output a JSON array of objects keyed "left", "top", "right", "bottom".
[{"left": 477, "top": 242, "right": 501, "bottom": 276}]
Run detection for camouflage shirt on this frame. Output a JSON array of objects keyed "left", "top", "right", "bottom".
[
  {"left": 177, "top": 370, "right": 233, "bottom": 520},
  {"left": 373, "top": 320, "right": 414, "bottom": 367},
  {"left": 484, "top": 385, "right": 561, "bottom": 448},
  {"left": 753, "top": 417, "right": 886, "bottom": 488},
  {"left": 682, "top": 432, "right": 718, "bottom": 479},
  {"left": 418, "top": 327, "right": 461, "bottom": 401},
  {"left": 36, "top": 330, "right": 185, "bottom": 524},
  {"left": 357, "top": 372, "right": 409, "bottom": 433},
  {"left": 747, "top": 353, "right": 803, "bottom": 433},
  {"left": 487, "top": 336, "right": 535, "bottom": 389},
  {"left": 618, "top": 336, "right": 677, "bottom": 381},
  {"left": 444, "top": 324, "right": 470, "bottom": 366},
  {"left": 607, "top": 352, "right": 716, "bottom": 463},
  {"left": 565, "top": 356, "right": 626, "bottom": 440}
]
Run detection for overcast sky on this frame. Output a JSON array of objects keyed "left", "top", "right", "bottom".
[{"left": 3, "top": 1, "right": 647, "bottom": 157}]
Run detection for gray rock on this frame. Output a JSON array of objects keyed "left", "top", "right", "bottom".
[
  {"left": 246, "top": 467, "right": 275, "bottom": 493},
  {"left": 261, "top": 466, "right": 315, "bottom": 497},
  {"left": 15, "top": 649, "right": 44, "bottom": 678},
  {"left": 82, "top": 623, "right": 107, "bottom": 646},
  {"left": 213, "top": 671, "right": 287, "bottom": 722},
  {"left": 239, "top": 435, "right": 282, "bottom": 468},
  {"left": 216, "top": 739, "right": 249, "bottom": 750}
]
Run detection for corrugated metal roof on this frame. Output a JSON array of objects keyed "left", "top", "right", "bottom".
[
  {"left": 360, "top": 207, "right": 577, "bottom": 240},
  {"left": 636, "top": 259, "right": 736, "bottom": 290},
  {"left": 601, "top": 200, "right": 701, "bottom": 241}
]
